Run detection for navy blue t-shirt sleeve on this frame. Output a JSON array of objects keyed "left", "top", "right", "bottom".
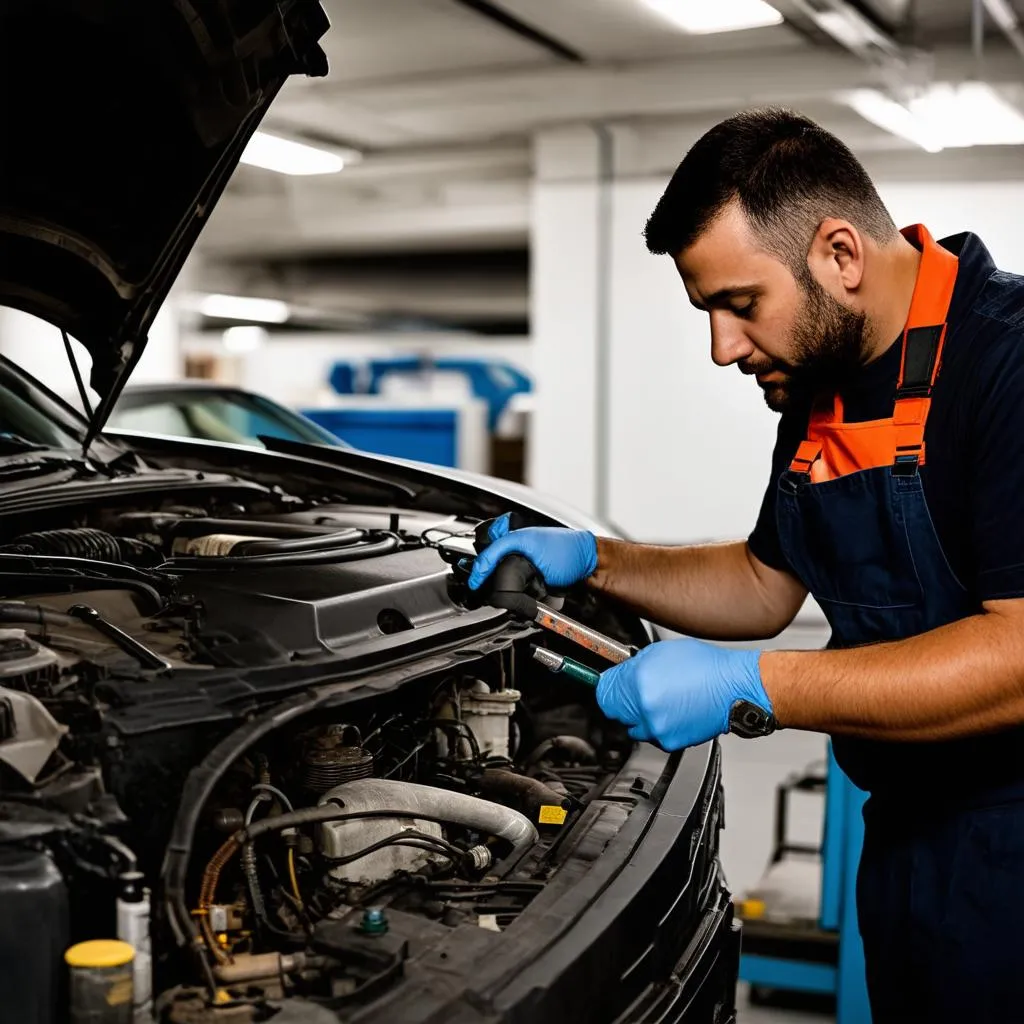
[
  {"left": 747, "top": 412, "right": 805, "bottom": 574},
  {"left": 968, "top": 329, "right": 1024, "bottom": 601}
]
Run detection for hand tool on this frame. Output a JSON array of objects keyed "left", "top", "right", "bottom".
[
  {"left": 531, "top": 646, "right": 601, "bottom": 687},
  {"left": 438, "top": 515, "right": 637, "bottom": 678}
]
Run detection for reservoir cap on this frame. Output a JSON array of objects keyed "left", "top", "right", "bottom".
[{"left": 65, "top": 940, "right": 135, "bottom": 969}]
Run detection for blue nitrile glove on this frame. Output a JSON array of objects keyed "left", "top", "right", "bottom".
[
  {"left": 596, "top": 638, "right": 771, "bottom": 750},
  {"left": 467, "top": 513, "right": 598, "bottom": 592}
]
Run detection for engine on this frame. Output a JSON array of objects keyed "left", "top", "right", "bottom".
[{"left": 0, "top": 501, "right": 638, "bottom": 1022}]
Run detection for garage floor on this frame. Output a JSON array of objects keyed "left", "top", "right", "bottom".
[{"left": 720, "top": 620, "right": 837, "bottom": 1024}]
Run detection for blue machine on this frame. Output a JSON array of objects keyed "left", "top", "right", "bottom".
[
  {"left": 313, "top": 356, "right": 533, "bottom": 469},
  {"left": 301, "top": 407, "right": 461, "bottom": 467},
  {"left": 738, "top": 746, "right": 871, "bottom": 1023},
  {"left": 328, "top": 356, "right": 532, "bottom": 432}
]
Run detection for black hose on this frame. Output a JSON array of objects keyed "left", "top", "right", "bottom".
[
  {"left": 327, "top": 832, "right": 467, "bottom": 868},
  {"left": 240, "top": 528, "right": 365, "bottom": 555},
  {"left": 0, "top": 528, "right": 160, "bottom": 566},
  {"left": 524, "top": 735, "right": 598, "bottom": 768},
  {"left": 160, "top": 534, "right": 401, "bottom": 570},
  {"left": 0, "top": 602, "right": 76, "bottom": 628},
  {"left": 0, "top": 557, "right": 168, "bottom": 612},
  {"left": 478, "top": 769, "right": 572, "bottom": 817}
]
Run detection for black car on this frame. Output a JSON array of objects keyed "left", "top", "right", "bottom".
[{"left": 0, "top": 3, "right": 739, "bottom": 1023}]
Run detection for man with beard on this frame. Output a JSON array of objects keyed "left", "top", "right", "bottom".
[{"left": 469, "top": 109, "right": 1024, "bottom": 1022}]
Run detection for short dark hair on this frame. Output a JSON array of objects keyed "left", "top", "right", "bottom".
[{"left": 644, "top": 108, "right": 897, "bottom": 275}]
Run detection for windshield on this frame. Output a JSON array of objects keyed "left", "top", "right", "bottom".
[
  {"left": 0, "top": 357, "right": 85, "bottom": 449},
  {"left": 108, "top": 388, "right": 348, "bottom": 449}
]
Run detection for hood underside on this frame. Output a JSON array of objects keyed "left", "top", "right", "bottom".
[{"left": 0, "top": 0, "right": 329, "bottom": 435}]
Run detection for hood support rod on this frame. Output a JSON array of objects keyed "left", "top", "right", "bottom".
[{"left": 62, "top": 329, "right": 95, "bottom": 450}]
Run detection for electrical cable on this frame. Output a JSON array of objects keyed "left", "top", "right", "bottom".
[
  {"left": 325, "top": 831, "right": 467, "bottom": 869},
  {"left": 382, "top": 740, "right": 430, "bottom": 779},
  {"left": 251, "top": 783, "right": 295, "bottom": 811},
  {"left": 197, "top": 806, "right": 492, "bottom": 959},
  {"left": 287, "top": 848, "right": 303, "bottom": 910},
  {"left": 427, "top": 718, "right": 481, "bottom": 762}
]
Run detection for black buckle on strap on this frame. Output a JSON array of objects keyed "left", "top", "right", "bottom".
[{"left": 892, "top": 453, "right": 920, "bottom": 477}]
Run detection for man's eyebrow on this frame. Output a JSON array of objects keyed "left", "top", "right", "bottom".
[{"left": 689, "top": 286, "right": 761, "bottom": 312}]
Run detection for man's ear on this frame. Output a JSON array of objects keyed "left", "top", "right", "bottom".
[{"left": 807, "top": 218, "right": 865, "bottom": 292}]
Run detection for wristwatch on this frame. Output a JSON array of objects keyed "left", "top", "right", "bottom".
[{"left": 728, "top": 700, "right": 778, "bottom": 739}]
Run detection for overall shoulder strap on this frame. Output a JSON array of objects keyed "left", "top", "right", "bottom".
[{"left": 892, "top": 224, "right": 959, "bottom": 475}]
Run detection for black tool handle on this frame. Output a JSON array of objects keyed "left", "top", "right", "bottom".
[{"left": 473, "top": 513, "right": 546, "bottom": 620}]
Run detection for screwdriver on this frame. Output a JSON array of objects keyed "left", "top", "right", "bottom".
[{"left": 532, "top": 646, "right": 601, "bottom": 687}]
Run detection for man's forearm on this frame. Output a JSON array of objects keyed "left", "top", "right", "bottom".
[
  {"left": 762, "top": 602, "right": 1024, "bottom": 741},
  {"left": 588, "top": 537, "right": 803, "bottom": 641}
]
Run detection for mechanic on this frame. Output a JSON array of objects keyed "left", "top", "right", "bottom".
[{"left": 468, "top": 109, "right": 1024, "bottom": 1022}]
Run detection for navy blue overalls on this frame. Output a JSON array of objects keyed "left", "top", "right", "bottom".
[{"left": 776, "top": 225, "right": 1024, "bottom": 1022}]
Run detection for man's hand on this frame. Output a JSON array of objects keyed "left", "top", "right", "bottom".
[
  {"left": 468, "top": 513, "right": 598, "bottom": 592},
  {"left": 597, "top": 638, "right": 772, "bottom": 749}
]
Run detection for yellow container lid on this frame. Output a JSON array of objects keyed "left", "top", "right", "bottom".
[{"left": 65, "top": 940, "right": 135, "bottom": 969}]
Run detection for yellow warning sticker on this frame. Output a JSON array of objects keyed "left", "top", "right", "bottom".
[{"left": 538, "top": 805, "right": 568, "bottom": 826}]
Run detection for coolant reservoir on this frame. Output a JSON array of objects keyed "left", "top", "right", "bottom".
[{"left": 460, "top": 680, "right": 520, "bottom": 760}]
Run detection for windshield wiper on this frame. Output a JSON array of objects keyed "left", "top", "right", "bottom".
[
  {"left": 0, "top": 433, "right": 104, "bottom": 473},
  {"left": 0, "top": 433, "right": 53, "bottom": 454}
]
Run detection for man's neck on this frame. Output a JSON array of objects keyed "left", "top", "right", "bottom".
[{"left": 863, "top": 235, "right": 924, "bottom": 363}]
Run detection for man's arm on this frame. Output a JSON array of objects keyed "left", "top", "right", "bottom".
[
  {"left": 589, "top": 537, "right": 807, "bottom": 641},
  {"left": 762, "top": 598, "right": 1024, "bottom": 741}
]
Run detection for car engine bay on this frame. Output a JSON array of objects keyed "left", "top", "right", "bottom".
[{"left": 0, "top": 478, "right": 689, "bottom": 1023}]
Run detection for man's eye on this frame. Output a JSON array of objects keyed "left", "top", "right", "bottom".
[{"left": 731, "top": 302, "right": 756, "bottom": 319}]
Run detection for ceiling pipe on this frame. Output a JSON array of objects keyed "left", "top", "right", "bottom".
[
  {"left": 981, "top": 0, "right": 1024, "bottom": 60},
  {"left": 787, "top": 0, "right": 909, "bottom": 68}
]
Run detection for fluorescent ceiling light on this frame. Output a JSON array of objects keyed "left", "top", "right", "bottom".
[
  {"left": 240, "top": 131, "right": 346, "bottom": 176},
  {"left": 846, "top": 83, "right": 1024, "bottom": 152},
  {"left": 222, "top": 326, "right": 268, "bottom": 354},
  {"left": 195, "top": 294, "right": 291, "bottom": 324},
  {"left": 912, "top": 83, "right": 1024, "bottom": 147},
  {"left": 846, "top": 89, "right": 945, "bottom": 153},
  {"left": 641, "top": 0, "right": 782, "bottom": 34}
]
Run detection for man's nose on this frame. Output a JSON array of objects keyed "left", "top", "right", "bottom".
[{"left": 710, "top": 314, "right": 756, "bottom": 367}]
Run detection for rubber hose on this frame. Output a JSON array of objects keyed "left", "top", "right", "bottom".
[
  {"left": 239, "top": 528, "right": 365, "bottom": 555},
  {"left": 0, "top": 528, "right": 159, "bottom": 566},
  {"left": 0, "top": 556, "right": 167, "bottom": 612},
  {"left": 320, "top": 779, "right": 539, "bottom": 857},
  {"left": 525, "top": 735, "right": 598, "bottom": 768},
  {"left": 0, "top": 603, "right": 76, "bottom": 627},
  {"left": 478, "top": 769, "right": 571, "bottom": 817},
  {"left": 161, "top": 533, "right": 400, "bottom": 569}
]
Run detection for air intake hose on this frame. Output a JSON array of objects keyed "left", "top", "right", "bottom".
[{"left": 319, "top": 778, "right": 538, "bottom": 857}]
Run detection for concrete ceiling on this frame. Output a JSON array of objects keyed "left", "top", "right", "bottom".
[{"left": 195, "top": 0, "right": 1024, "bottom": 330}]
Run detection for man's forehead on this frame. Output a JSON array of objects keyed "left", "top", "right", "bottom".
[{"left": 675, "top": 205, "right": 784, "bottom": 293}]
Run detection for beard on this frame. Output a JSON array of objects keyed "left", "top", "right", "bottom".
[{"left": 747, "top": 276, "right": 867, "bottom": 414}]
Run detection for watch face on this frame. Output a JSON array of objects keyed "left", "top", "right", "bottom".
[{"left": 729, "top": 700, "right": 776, "bottom": 738}]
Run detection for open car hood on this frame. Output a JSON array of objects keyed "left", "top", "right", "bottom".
[{"left": 0, "top": 0, "right": 329, "bottom": 443}]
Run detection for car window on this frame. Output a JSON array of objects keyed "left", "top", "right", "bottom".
[
  {"left": 0, "top": 373, "right": 82, "bottom": 448},
  {"left": 109, "top": 389, "right": 346, "bottom": 449},
  {"left": 109, "top": 402, "right": 199, "bottom": 438}
]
